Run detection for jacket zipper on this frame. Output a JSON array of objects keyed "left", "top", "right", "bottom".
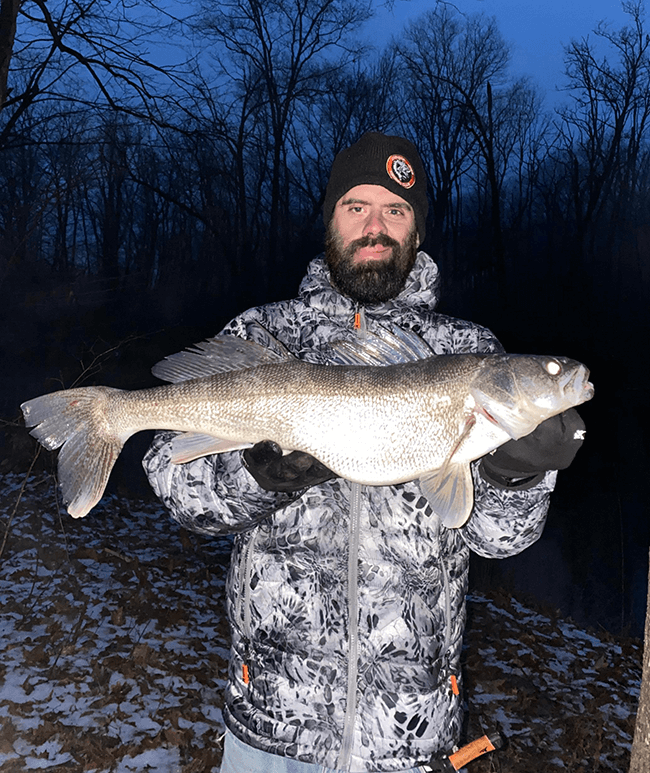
[
  {"left": 336, "top": 306, "right": 368, "bottom": 770},
  {"left": 238, "top": 528, "right": 258, "bottom": 685},
  {"left": 438, "top": 529, "right": 459, "bottom": 698},
  {"left": 336, "top": 480, "right": 362, "bottom": 769}
]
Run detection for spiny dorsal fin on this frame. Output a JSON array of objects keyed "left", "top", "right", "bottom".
[
  {"left": 152, "top": 326, "right": 293, "bottom": 383},
  {"left": 330, "top": 324, "right": 434, "bottom": 366}
]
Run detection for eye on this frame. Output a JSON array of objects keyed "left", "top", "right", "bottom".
[{"left": 545, "top": 359, "right": 562, "bottom": 376}]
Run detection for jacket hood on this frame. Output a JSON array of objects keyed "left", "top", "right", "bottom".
[{"left": 298, "top": 250, "right": 440, "bottom": 321}]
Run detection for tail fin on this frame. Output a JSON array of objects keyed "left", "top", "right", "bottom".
[{"left": 21, "top": 386, "right": 127, "bottom": 518}]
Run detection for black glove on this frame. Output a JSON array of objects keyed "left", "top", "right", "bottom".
[
  {"left": 480, "top": 408, "right": 586, "bottom": 489},
  {"left": 242, "top": 440, "right": 336, "bottom": 492}
]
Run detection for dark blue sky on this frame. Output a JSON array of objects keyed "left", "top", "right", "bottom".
[{"left": 373, "top": 0, "right": 633, "bottom": 104}]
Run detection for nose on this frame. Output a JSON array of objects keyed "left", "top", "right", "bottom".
[{"left": 362, "top": 210, "right": 386, "bottom": 237}]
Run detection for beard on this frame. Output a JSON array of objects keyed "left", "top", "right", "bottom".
[{"left": 324, "top": 225, "right": 419, "bottom": 304}]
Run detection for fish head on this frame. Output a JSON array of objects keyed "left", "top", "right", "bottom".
[{"left": 471, "top": 355, "right": 594, "bottom": 440}]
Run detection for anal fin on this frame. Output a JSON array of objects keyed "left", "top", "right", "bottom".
[{"left": 170, "top": 433, "right": 252, "bottom": 464}]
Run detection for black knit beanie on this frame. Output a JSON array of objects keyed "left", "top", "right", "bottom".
[{"left": 323, "top": 132, "right": 429, "bottom": 244}]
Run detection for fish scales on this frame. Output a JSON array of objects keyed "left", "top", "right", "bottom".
[{"left": 104, "top": 356, "right": 484, "bottom": 484}]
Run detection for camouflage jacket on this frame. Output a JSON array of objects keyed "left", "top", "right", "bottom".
[{"left": 142, "top": 252, "right": 555, "bottom": 772}]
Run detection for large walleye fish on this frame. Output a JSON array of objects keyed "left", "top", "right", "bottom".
[{"left": 21, "top": 326, "right": 593, "bottom": 526}]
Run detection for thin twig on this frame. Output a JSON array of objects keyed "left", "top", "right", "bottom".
[{"left": 0, "top": 446, "right": 41, "bottom": 561}]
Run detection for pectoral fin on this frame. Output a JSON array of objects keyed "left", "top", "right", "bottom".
[
  {"left": 419, "top": 462, "right": 475, "bottom": 528},
  {"left": 170, "top": 433, "right": 252, "bottom": 464}
]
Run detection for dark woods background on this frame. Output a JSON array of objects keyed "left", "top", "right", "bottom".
[{"left": 1, "top": 0, "right": 648, "bottom": 635}]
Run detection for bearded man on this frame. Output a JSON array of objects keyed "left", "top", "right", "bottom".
[{"left": 143, "top": 133, "right": 585, "bottom": 772}]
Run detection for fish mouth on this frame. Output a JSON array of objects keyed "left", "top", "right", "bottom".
[
  {"left": 580, "top": 365, "right": 595, "bottom": 401},
  {"left": 565, "top": 363, "right": 594, "bottom": 404}
]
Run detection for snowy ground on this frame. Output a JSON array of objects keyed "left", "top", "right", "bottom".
[
  {"left": 0, "top": 474, "right": 231, "bottom": 772},
  {"left": 0, "top": 472, "right": 643, "bottom": 772},
  {"left": 463, "top": 593, "right": 640, "bottom": 771}
]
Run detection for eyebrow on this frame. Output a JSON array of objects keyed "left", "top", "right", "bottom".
[{"left": 339, "top": 197, "right": 413, "bottom": 211}]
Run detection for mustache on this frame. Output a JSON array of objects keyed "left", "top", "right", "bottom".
[{"left": 345, "top": 233, "right": 400, "bottom": 254}]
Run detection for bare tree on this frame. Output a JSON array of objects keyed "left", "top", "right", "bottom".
[
  {"left": 196, "top": 0, "right": 372, "bottom": 280},
  {"left": 0, "top": 105, "right": 50, "bottom": 264},
  {"left": 185, "top": 68, "right": 271, "bottom": 273},
  {"left": 395, "top": 3, "right": 512, "bottom": 277},
  {"left": 0, "top": 0, "right": 20, "bottom": 111},
  {"left": 288, "top": 54, "right": 398, "bottom": 231},
  {"left": 40, "top": 110, "right": 94, "bottom": 274},
  {"left": 0, "top": 0, "right": 186, "bottom": 146},
  {"left": 558, "top": 0, "right": 650, "bottom": 262},
  {"left": 498, "top": 81, "right": 550, "bottom": 235}
]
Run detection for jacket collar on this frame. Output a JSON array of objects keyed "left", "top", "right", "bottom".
[{"left": 298, "top": 251, "right": 440, "bottom": 322}]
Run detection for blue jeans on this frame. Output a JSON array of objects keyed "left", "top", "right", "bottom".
[{"left": 220, "top": 729, "right": 425, "bottom": 773}]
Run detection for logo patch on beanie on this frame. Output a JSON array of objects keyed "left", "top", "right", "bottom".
[{"left": 386, "top": 155, "right": 415, "bottom": 189}]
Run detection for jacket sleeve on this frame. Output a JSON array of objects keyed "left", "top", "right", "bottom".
[
  {"left": 142, "top": 431, "right": 302, "bottom": 536},
  {"left": 461, "top": 462, "right": 556, "bottom": 558}
]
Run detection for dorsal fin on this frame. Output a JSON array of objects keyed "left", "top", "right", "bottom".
[
  {"left": 330, "top": 324, "right": 434, "bottom": 366},
  {"left": 152, "top": 327, "right": 293, "bottom": 383}
]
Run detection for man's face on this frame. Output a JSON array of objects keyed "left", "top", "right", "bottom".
[{"left": 325, "top": 184, "right": 418, "bottom": 304}]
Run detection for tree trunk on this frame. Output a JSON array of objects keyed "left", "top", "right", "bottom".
[
  {"left": 630, "top": 550, "right": 650, "bottom": 772},
  {"left": 0, "top": 0, "right": 20, "bottom": 111}
]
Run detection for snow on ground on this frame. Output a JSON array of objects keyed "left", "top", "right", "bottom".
[
  {"left": 0, "top": 472, "right": 643, "bottom": 772},
  {"left": 0, "top": 473, "right": 230, "bottom": 772},
  {"left": 463, "top": 592, "right": 641, "bottom": 771}
]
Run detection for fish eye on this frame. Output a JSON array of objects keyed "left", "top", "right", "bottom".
[{"left": 545, "top": 359, "right": 562, "bottom": 376}]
